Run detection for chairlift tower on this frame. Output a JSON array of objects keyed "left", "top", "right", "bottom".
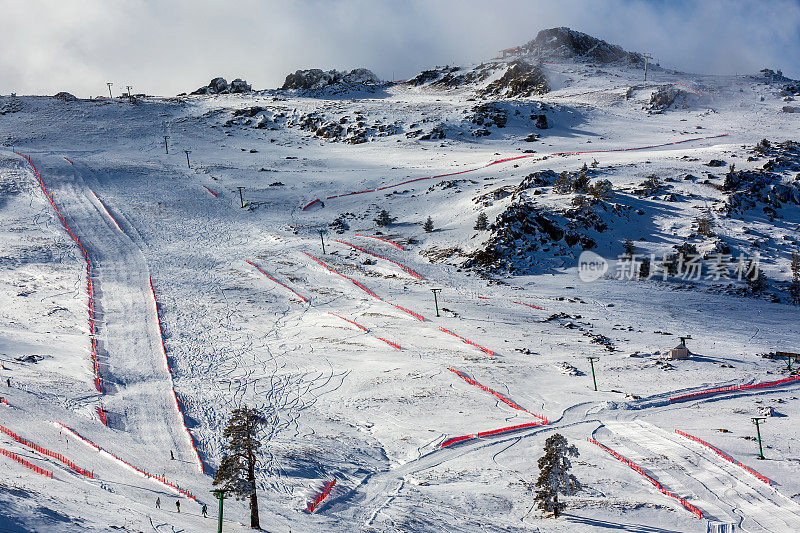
[{"left": 643, "top": 53, "right": 653, "bottom": 81}]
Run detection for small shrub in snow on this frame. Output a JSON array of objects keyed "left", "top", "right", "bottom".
[
  {"left": 375, "top": 209, "right": 391, "bottom": 227},
  {"left": 423, "top": 216, "right": 434, "bottom": 233},
  {"left": 695, "top": 212, "right": 715, "bottom": 237},
  {"left": 587, "top": 179, "right": 613, "bottom": 200},
  {"left": 571, "top": 194, "right": 590, "bottom": 210},
  {"left": 755, "top": 138, "right": 771, "bottom": 154},
  {"left": 639, "top": 175, "right": 662, "bottom": 196}
]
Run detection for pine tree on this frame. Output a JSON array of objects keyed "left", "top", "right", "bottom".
[
  {"left": 213, "top": 406, "right": 266, "bottom": 529},
  {"left": 639, "top": 255, "right": 651, "bottom": 280},
  {"left": 790, "top": 252, "right": 800, "bottom": 302},
  {"left": 572, "top": 170, "right": 590, "bottom": 193},
  {"left": 474, "top": 212, "right": 489, "bottom": 231},
  {"left": 745, "top": 259, "right": 766, "bottom": 293},
  {"left": 622, "top": 238, "right": 635, "bottom": 258},
  {"left": 375, "top": 209, "right": 391, "bottom": 227},
  {"left": 534, "top": 433, "right": 580, "bottom": 518},
  {"left": 423, "top": 216, "right": 434, "bottom": 233},
  {"left": 553, "top": 171, "right": 573, "bottom": 194}
]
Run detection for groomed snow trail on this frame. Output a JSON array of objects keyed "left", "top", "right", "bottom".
[
  {"left": 605, "top": 420, "right": 800, "bottom": 532},
  {"left": 26, "top": 155, "right": 201, "bottom": 472}
]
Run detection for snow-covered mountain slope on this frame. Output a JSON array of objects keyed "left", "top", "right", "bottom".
[{"left": 1, "top": 35, "right": 799, "bottom": 531}]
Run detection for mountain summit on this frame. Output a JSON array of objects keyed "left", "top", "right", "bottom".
[{"left": 521, "top": 27, "right": 643, "bottom": 64}]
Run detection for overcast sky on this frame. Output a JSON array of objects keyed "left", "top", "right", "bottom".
[{"left": 1, "top": 0, "right": 799, "bottom": 97}]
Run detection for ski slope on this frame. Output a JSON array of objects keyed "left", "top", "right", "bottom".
[
  {"left": 603, "top": 420, "right": 800, "bottom": 532},
  {"left": 2, "top": 50, "right": 800, "bottom": 532}
]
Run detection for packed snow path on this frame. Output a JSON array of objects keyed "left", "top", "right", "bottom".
[
  {"left": 21, "top": 154, "right": 202, "bottom": 470},
  {"left": 604, "top": 420, "right": 800, "bottom": 532}
]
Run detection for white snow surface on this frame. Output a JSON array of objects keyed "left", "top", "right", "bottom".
[{"left": 1, "top": 56, "right": 799, "bottom": 532}]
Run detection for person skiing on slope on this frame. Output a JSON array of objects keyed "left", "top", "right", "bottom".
[
  {"left": 202, "top": 504, "right": 208, "bottom": 518},
  {"left": 155, "top": 497, "right": 160, "bottom": 509},
  {"left": 175, "top": 500, "right": 180, "bottom": 513}
]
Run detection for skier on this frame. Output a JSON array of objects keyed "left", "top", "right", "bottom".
[
  {"left": 170, "top": 450, "right": 174, "bottom": 460},
  {"left": 155, "top": 497, "right": 161, "bottom": 509},
  {"left": 175, "top": 500, "right": 180, "bottom": 513},
  {"left": 202, "top": 504, "right": 207, "bottom": 518}
]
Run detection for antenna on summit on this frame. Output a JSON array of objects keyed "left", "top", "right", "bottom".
[{"left": 642, "top": 53, "right": 653, "bottom": 81}]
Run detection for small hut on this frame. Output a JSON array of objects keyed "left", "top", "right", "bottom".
[{"left": 668, "top": 342, "right": 690, "bottom": 360}]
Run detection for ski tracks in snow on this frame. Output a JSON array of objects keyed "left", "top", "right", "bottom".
[
  {"left": 604, "top": 420, "right": 800, "bottom": 532},
  {"left": 22, "top": 154, "right": 203, "bottom": 478}
]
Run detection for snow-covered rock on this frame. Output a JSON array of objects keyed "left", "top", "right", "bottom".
[
  {"left": 191, "top": 77, "right": 252, "bottom": 95},
  {"left": 53, "top": 91, "right": 77, "bottom": 101},
  {"left": 479, "top": 60, "right": 549, "bottom": 99},
  {"left": 522, "top": 27, "right": 643, "bottom": 64},
  {"left": 280, "top": 68, "right": 382, "bottom": 90}
]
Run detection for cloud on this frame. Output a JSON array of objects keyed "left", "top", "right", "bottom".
[{"left": 1, "top": 0, "right": 798, "bottom": 97}]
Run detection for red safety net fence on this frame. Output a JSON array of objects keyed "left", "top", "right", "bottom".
[
  {"left": 440, "top": 421, "right": 546, "bottom": 448},
  {"left": 149, "top": 277, "right": 172, "bottom": 373},
  {"left": 247, "top": 260, "right": 308, "bottom": 303},
  {"left": 303, "top": 252, "right": 424, "bottom": 321},
  {"left": 202, "top": 185, "right": 218, "bottom": 197},
  {"left": 439, "top": 327, "right": 494, "bottom": 356},
  {"left": 55, "top": 422, "right": 198, "bottom": 501},
  {"left": 15, "top": 153, "right": 104, "bottom": 416},
  {"left": 447, "top": 367, "right": 547, "bottom": 422},
  {"left": 334, "top": 240, "right": 422, "bottom": 280},
  {"left": 513, "top": 300, "right": 544, "bottom": 310},
  {"left": 0, "top": 446, "right": 53, "bottom": 478},
  {"left": 674, "top": 82, "right": 702, "bottom": 95},
  {"left": 354, "top": 234, "right": 405, "bottom": 251},
  {"left": 587, "top": 438, "right": 701, "bottom": 518},
  {"left": 302, "top": 199, "right": 323, "bottom": 210},
  {"left": 669, "top": 375, "right": 799, "bottom": 403},
  {"left": 149, "top": 279, "right": 205, "bottom": 473},
  {"left": 96, "top": 405, "right": 108, "bottom": 426},
  {"left": 327, "top": 312, "right": 402, "bottom": 349},
  {"left": 63, "top": 157, "right": 74, "bottom": 165},
  {"left": 89, "top": 190, "right": 123, "bottom": 233},
  {"left": 307, "top": 478, "right": 336, "bottom": 513},
  {"left": 328, "top": 312, "right": 366, "bottom": 331},
  {"left": 301, "top": 134, "right": 729, "bottom": 209},
  {"left": 674, "top": 430, "right": 772, "bottom": 485},
  {"left": 0, "top": 423, "right": 93, "bottom": 478},
  {"left": 375, "top": 337, "right": 402, "bottom": 350}
]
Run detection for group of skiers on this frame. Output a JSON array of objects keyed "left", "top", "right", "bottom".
[{"left": 155, "top": 497, "right": 207, "bottom": 517}]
